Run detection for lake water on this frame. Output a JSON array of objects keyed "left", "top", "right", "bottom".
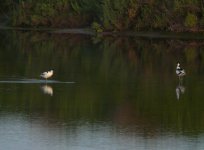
[{"left": 0, "top": 30, "right": 204, "bottom": 150}]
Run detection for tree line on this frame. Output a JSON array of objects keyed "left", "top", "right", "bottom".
[{"left": 1, "top": 0, "right": 204, "bottom": 32}]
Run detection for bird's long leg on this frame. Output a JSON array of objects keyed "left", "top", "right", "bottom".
[
  {"left": 181, "top": 77, "right": 183, "bottom": 85},
  {"left": 179, "top": 76, "right": 182, "bottom": 85},
  {"left": 179, "top": 76, "right": 183, "bottom": 85}
]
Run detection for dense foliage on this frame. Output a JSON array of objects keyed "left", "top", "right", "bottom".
[{"left": 1, "top": 0, "right": 204, "bottom": 31}]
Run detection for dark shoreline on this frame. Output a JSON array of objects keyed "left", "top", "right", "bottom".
[{"left": 1, "top": 26, "right": 204, "bottom": 40}]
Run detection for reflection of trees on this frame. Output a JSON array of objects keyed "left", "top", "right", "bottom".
[{"left": 0, "top": 31, "right": 204, "bottom": 135}]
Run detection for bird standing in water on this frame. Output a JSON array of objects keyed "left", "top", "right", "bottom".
[
  {"left": 176, "top": 63, "right": 186, "bottom": 80},
  {"left": 40, "top": 70, "right": 54, "bottom": 82}
]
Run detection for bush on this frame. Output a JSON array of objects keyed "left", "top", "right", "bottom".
[
  {"left": 91, "top": 22, "right": 103, "bottom": 32},
  {"left": 184, "top": 13, "right": 197, "bottom": 28}
]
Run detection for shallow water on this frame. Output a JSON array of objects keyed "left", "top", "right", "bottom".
[
  {"left": 0, "top": 78, "right": 74, "bottom": 83},
  {"left": 0, "top": 31, "right": 204, "bottom": 150}
]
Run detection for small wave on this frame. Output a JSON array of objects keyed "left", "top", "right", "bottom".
[{"left": 0, "top": 78, "right": 75, "bottom": 84}]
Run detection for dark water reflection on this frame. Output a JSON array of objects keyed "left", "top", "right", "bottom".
[{"left": 0, "top": 31, "right": 204, "bottom": 149}]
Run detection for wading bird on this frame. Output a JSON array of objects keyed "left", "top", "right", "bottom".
[
  {"left": 40, "top": 70, "right": 53, "bottom": 81},
  {"left": 176, "top": 63, "right": 186, "bottom": 80}
]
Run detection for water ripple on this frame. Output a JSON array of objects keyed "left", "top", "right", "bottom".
[{"left": 0, "top": 78, "right": 75, "bottom": 84}]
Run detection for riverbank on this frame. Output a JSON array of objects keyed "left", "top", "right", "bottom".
[{"left": 1, "top": 26, "right": 204, "bottom": 40}]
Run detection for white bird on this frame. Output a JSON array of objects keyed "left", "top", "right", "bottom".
[
  {"left": 40, "top": 70, "right": 54, "bottom": 81},
  {"left": 176, "top": 63, "right": 186, "bottom": 79}
]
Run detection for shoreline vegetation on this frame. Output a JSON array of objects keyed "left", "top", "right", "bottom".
[
  {"left": 1, "top": 1, "right": 204, "bottom": 34},
  {"left": 1, "top": 26, "right": 204, "bottom": 40}
]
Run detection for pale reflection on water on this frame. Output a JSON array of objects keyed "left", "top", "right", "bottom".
[
  {"left": 0, "top": 114, "right": 203, "bottom": 150},
  {"left": 41, "top": 85, "right": 53, "bottom": 96},
  {"left": 176, "top": 81, "right": 185, "bottom": 100}
]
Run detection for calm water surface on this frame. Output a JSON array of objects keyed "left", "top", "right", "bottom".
[{"left": 0, "top": 31, "right": 204, "bottom": 150}]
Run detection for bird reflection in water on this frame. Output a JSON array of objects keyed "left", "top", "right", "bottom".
[
  {"left": 176, "top": 83, "right": 185, "bottom": 100},
  {"left": 41, "top": 85, "right": 53, "bottom": 96}
]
